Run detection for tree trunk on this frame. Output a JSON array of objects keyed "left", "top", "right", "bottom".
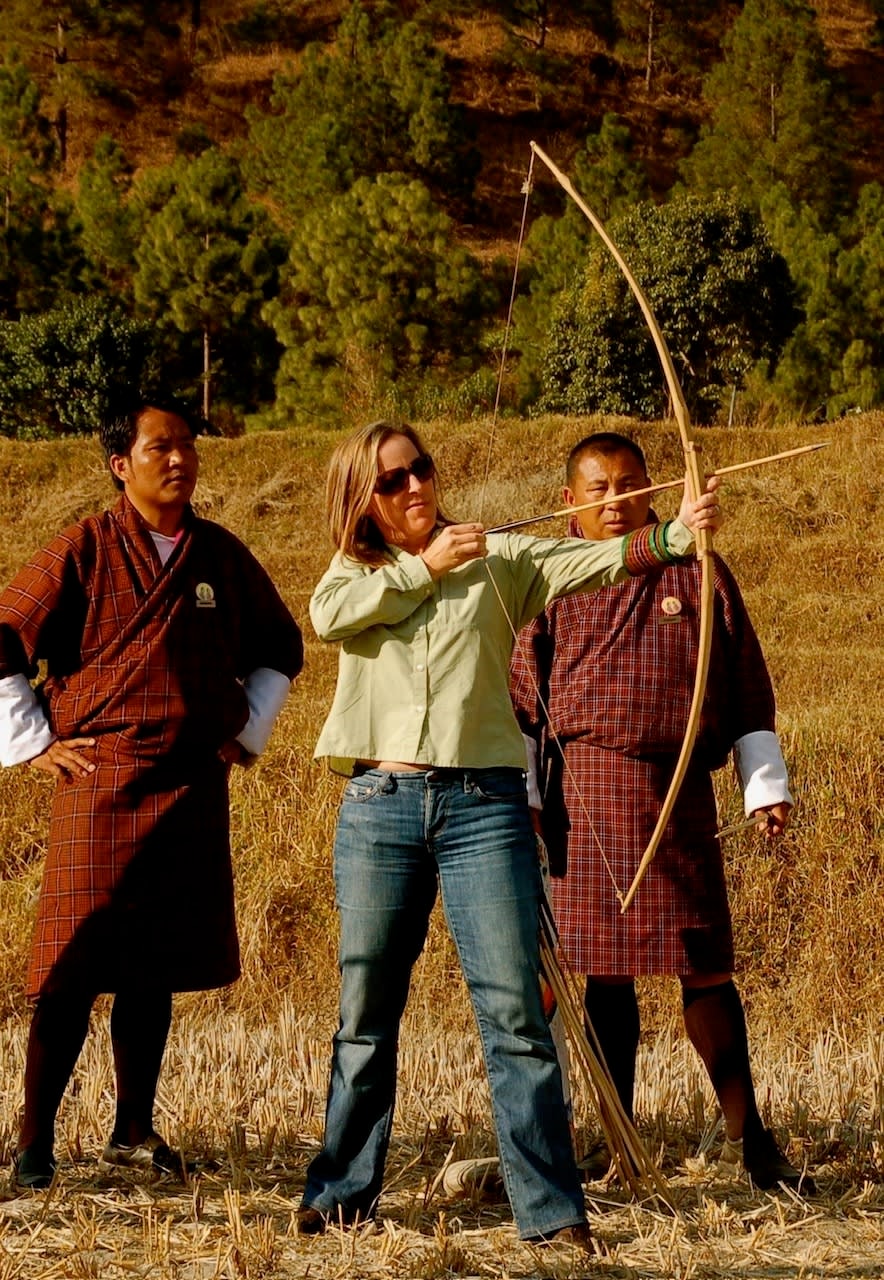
[
  {"left": 55, "top": 18, "right": 68, "bottom": 169},
  {"left": 645, "top": 2, "right": 656, "bottom": 94},
  {"left": 189, "top": 0, "right": 202, "bottom": 63},
  {"left": 537, "top": 0, "right": 549, "bottom": 50},
  {"left": 203, "top": 326, "right": 211, "bottom": 421}
]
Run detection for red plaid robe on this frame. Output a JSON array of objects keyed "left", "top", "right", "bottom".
[
  {"left": 0, "top": 496, "right": 303, "bottom": 997},
  {"left": 510, "top": 551, "right": 776, "bottom": 975}
]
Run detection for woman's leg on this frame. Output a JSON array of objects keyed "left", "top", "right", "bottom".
[
  {"left": 303, "top": 772, "right": 436, "bottom": 1221},
  {"left": 433, "top": 768, "right": 586, "bottom": 1240}
]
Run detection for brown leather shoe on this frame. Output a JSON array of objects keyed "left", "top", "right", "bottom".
[
  {"left": 533, "top": 1220, "right": 593, "bottom": 1249},
  {"left": 295, "top": 1206, "right": 328, "bottom": 1235}
]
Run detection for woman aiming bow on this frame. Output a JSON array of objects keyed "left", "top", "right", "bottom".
[{"left": 297, "top": 420, "right": 720, "bottom": 1245}]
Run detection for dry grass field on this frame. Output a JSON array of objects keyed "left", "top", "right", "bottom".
[{"left": 0, "top": 412, "right": 882, "bottom": 1278}]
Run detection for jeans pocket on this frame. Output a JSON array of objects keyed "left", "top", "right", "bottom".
[
  {"left": 468, "top": 769, "right": 527, "bottom": 803},
  {"left": 343, "top": 773, "right": 390, "bottom": 803}
]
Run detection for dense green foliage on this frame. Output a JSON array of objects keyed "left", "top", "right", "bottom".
[
  {"left": 513, "top": 114, "right": 649, "bottom": 401},
  {"left": 243, "top": 4, "right": 477, "bottom": 225},
  {"left": 0, "top": 0, "right": 879, "bottom": 433},
  {"left": 683, "top": 0, "right": 850, "bottom": 218},
  {"left": 0, "top": 300, "right": 156, "bottom": 438},
  {"left": 538, "top": 194, "right": 797, "bottom": 423},
  {"left": 757, "top": 180, "right": 884, "bottom": 417}
]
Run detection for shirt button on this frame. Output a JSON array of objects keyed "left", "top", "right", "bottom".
[
  {"left": 416, "top": 664, "right": 425, "bottom": 672},
  {"left": 416, "top": 705, "right": 425, "bottom": 713}
]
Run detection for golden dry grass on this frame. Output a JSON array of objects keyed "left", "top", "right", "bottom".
[{"left": 0, "top": 412, "right": 882, "bottom": 1276}]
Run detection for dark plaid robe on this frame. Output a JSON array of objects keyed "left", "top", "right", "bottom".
[
  {"left": 0, "top": 496, "right": 303, "bottom": 997},
  {"left": 510, "top": 551, "right": 776, "bottom": 975}
]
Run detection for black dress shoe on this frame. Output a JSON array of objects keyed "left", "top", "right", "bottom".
[
  {"left": 743, "top": 1127, "right": 816, "bottom": 1194},
  {"left": 11, "top": 1148, "right": 56, "bottom": 1191}
]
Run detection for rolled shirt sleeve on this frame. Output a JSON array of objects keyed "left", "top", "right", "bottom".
[
  {"left": 734, "top": 729, "right": 793, "bottom": 814},
  {"left": 235, "top": 667, "right": 293, "bottom": 757},
  {"left": 0, "top": 673, "right": 55, "bottom": 766}
]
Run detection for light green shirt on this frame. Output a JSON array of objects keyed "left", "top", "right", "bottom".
[{"left": 310, "top": 522, "right": 695, "bottom": 772}]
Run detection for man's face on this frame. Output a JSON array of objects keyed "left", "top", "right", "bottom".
[
  {"left": 110, "top": 408, "right": 198, "bottom": 519},
  {"left": 564, "top": 448, "right": 651, "bottom": 540}
]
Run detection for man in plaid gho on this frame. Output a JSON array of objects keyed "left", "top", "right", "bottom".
[
  {"left": 0, "top": 399, "right": 303, "bottom": 1190},
  {"left": 510, "top": 432, "right": 813, "bottom": 1194}
]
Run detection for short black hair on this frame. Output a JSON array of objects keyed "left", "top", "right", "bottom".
[
  {"left": 566, "top": 432, "right": 648, "bottom": 487},
  {"left": 100, "top": 396, "right": 200, "bottom": 490}
]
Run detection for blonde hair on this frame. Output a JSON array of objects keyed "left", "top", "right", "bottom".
[{"left": 325, "top": 420, "right": 451, "bottom": 566}]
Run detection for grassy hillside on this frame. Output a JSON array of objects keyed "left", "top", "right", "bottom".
[{"left": 0, "top": 412, "right": 880, "bottom": 1036}]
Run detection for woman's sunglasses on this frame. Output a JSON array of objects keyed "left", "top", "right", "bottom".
[{"left": 374, "top": 453, "right": 435, "bottom": 496}]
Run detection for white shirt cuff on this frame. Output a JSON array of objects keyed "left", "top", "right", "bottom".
[
  {"left": 0, "top": 673, "right": 55, "bottom": 766},
  {"left": 235, "top": 668, "right": 292, "bottom": 756},
  {"left": 522, "top": 733, "right": 542, "bottom": 809},
  {"left": 734, "top": 729, "right": 793, "bottom": 814}
]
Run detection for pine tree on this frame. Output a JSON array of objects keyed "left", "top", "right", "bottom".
[
  {"left": 243, "top": 3, "right": 477, "bottom": 227},
  {"left": 612, "top": 0, "right": 730, "bottom": 92},
  {"left": 0, "top": 50, "right": 56, "bottom": 230},
  {"left": 754, "top": 181, "right": 884, "bottom": 417},
  {"left": 0, "top": 4, "right": 196, "bottom": 171},
  {"left": 267, "top": 173, "right": 491, "bottom": 425},
  {"left": 75, "top": 135, "right": 137, "bottom": 292},
  {"left": 133, "top": 150, "right": 283, "bottom": 420},
  {"left": 682, "top": 0, "right": 849, "bottom": 220},
  {"left": 0, "top": 50, "right": 84, "bottom": 317},
  {"left": 493, "top": 1, "right": 616, "bottom": 50}
]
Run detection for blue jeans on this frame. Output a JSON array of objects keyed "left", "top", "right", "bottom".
[{"left": 302, "top": 768, "right": 585, "bottom": 1239}]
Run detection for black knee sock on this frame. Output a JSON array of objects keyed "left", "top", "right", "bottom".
[
  {"left": 110, "top": 989, "right": 173, "bottom": 1147},
  {"left": 20, "top": 989, "right": 96, "bottom": 1155},
  {"left": 682, "top": 980, "right": 762, "bottom": 1142},
  {"left": 583, "top": 978, "right": 640, "bottom": 1122}
]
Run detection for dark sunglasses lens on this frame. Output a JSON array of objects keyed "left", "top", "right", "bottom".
[
  {"left": 375, "top": 467, "right": 408, "bottom": 496},
  {"left": 375, "top": 455, "right": 434, "bottom": 495}
]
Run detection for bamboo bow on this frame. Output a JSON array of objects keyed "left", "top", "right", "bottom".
[{"left": 529, "top": 141, "right": 713, "bottom": 914}]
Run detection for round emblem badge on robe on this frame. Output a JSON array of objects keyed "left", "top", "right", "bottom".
[
  {"left": 195, "top": 582, "right": 216, "bottom": 608},
  {"left": 659, "top": 595, "right": 683, "bottom": 623}
]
